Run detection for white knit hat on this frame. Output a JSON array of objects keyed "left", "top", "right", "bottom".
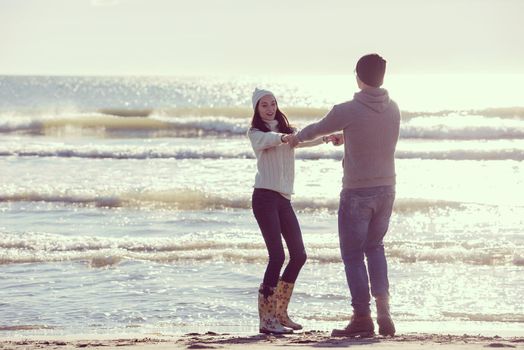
[{"left": 251, "top": 88, "right": 275, "bottom": 110}]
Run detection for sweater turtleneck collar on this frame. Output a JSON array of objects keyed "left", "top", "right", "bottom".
[{"left": 265, "top": 119, "right": 279, "bottom": 131}]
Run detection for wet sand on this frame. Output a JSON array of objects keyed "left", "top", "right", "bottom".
[{"left": 1, "top": 331, "right": 523, "bottom": 350}]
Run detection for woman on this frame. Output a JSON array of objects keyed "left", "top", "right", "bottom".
[{"left": 248, "top": 88, "right": 330, "bottom": 334}]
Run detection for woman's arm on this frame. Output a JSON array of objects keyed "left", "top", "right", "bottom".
[
  {"left": 248, "top": 128, "right": 285, "bottom": 151},
  {"left": 294, "top": 136, "right": 326, "bottom": 148}
]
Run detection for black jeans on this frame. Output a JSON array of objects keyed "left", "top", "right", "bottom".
[{"left": 252, "top": 188, "right": 307, "bottom": 288}]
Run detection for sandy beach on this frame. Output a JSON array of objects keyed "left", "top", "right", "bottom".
[{"left": 1, "top": 332, "right": 523, "bottom": 350}]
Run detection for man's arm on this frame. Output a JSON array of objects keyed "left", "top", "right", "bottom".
[
  {"left": 294, "top": 137, "right": 324, "bottom": 148},
  {"left": 288, "top": 105, "right": 350, "bottom": 147},
  {"left": 299, "top": 105, "right": 349, "bottom": 141}
]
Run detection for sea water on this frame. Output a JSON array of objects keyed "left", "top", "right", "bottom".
[{"left": 0, "top": 75, "right": 523, "bottom": 336}]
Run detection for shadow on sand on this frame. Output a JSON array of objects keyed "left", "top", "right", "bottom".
[{"left": 179, "top": 331, "right": 384, "bottom": 349}]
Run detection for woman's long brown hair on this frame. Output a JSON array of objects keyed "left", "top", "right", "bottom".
[{"left": 250, "top": 101, "right": 294, "bottom": 134}]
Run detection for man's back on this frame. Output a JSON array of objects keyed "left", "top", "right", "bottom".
[
  {"left": 337, "top": 87, "right": 400, "bottom": 189},
  {"left": 296, "top": 87, "right": 400, "bottom": 189}
]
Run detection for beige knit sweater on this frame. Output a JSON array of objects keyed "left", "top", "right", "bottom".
[{"left": 248, "top": 120, "right": 323, "bottom": 199}]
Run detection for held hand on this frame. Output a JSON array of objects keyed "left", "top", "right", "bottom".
[
  {"left": 287, "top": 134, "right": 300, "bottom": 148},
  {"left": 281, "top": 134, "right": 295, "bottom": 144},
  {"left": 328, "top": 133, "right": 344, "bottom": 146}
]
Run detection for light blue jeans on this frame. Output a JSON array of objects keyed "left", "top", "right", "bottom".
[{"left": 338, "top": 185, "right": 395, "bottom": 316}]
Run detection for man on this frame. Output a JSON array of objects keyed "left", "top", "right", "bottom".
[{"left": 289, "top": 54, "right": 400, "bottom": 337}]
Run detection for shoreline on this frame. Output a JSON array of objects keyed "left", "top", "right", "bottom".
[
  {"left": 2, "top": 319, "right": 523, "bottom": 338},
  {"left": 1, "top": 331, "right": 523, "bottom": 349}
]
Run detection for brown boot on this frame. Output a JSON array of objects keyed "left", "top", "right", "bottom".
[
  {"left": 331, "top": 314, "right": 375, "bottom": 337},
  {"left": 376, "top": 297, "right": 395, "bottom": 336},
  {"left": 258, "top": 284, "right": 293, "bottom": 335},
  {"left": 275, "top": 279, "right": 302, "bottom": 330}
]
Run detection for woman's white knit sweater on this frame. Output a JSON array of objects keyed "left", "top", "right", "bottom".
[{"left": 248, "top": 119, "right": 323, "bottom": 199}]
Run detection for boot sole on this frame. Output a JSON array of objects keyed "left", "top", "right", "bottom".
[
  {"left": 281, "top": 323, "right": 302, "bottom": 331},
  {"left": 259, "top": 328, "right": 293, "bottom": 335},
  {"left": 331, "top": 331, "right": 375, "bottom": 338},
  {"left": 378, "top": 330, "right": 395, "bottom": 337}
]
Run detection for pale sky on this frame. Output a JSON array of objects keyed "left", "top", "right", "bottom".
[{"left": 1, "top": 0, "right": 523, "bottom": 76}]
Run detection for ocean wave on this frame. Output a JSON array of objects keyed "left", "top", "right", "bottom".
[
  {"left": 395, "top": 140, "right": 524, "bottom": 161},
  {"left": 0, "top": 146, "right": 255, "bottom": 160},
  {"left": 300, "top": 147, "right": 524, "bottom": 161},
  {"left": 387, "top": 240, "right": 524, "bottom": 266},
  {"left": 305, "top": 312, "right": 524, "bottom": 323},
  {"left": 0, "top": 113, "right": 207, "bottom": 137},
  {"left": 0, "top": 190, "right": 467, "bottom": 212},
  {"left": 402, "top": 106, "right": 524, "bottom": 120},
  {"left": 401, "top": 115, "right": 524, "bottom": 140},
  {"left": 441, "top": 312, "right": 524, "bottom": 323},
  {"left": 0, "top": 232, "right": 521, "bottom": 267},
  {"left": 1, "top": 109, "right": 524, "bottom": 140},
  {"left": 0, "top": 325, "right": 56, "bottom": 331},
  {"left": 146, "top": 106, "right": 328, "bottom": 119},
  {"left": 0, "top": 190, "right": 248, "bottom": 210},
  {"left": 2, "top": 141, "right": 523, "bottom": 161},
  {"left": 462, "top": 106, "right": 524, "bottom": 119},
  {"left": 0, "top": 108, "right": 323, "bottom": 137}
]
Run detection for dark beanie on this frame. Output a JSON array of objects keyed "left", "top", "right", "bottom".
[{"left": 356, "top": 54, "right": 386, "bottom": 87}]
